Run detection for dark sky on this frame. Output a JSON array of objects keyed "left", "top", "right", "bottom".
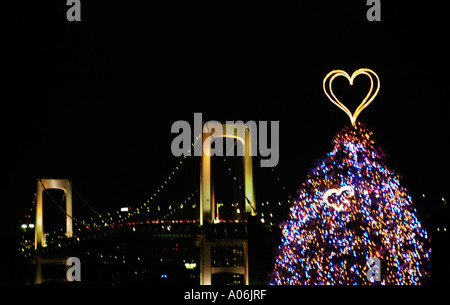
[{"left": 2, "top": 1, "right": 449, "bottom": 251}]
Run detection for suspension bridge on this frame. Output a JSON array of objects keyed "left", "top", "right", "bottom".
[{"left": 17, "top": 123, "right": 290, "bottom": 285}]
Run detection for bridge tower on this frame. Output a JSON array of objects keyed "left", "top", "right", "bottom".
[
  {"left": 199, "top": 121, "right": 255, "bottom": 285},
  {"left": 35, "top": 178, "right": 73, "bottom": 249},
  {"left": 200, "top": 121, "right": 256, "bottom": 225}
]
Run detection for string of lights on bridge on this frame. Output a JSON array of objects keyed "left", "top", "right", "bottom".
[
  {"left": 19, "top": 133, "right": 294, "bottom": 255},
  {"left": 22, "top": 166, "right": 289, "bottom": 231}
]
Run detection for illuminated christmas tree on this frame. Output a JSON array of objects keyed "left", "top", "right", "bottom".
[{"left": 270, "top": 69, "right": 431, "bottom": 285}]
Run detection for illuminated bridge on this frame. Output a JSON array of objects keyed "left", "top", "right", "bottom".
[{"left": 18, "top": 123, "right": 289, "bottom": 285}]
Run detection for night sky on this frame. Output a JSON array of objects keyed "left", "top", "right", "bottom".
[{"left": 2, "top": 1, "right": 449, "bottom": 283}]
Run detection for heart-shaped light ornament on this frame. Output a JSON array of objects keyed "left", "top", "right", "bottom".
[
  {"left": 322, "top": 185, "right": 355, "bottom": 212},
  {"left": 323, "top": 68, "right": 380, "bottom": 125}
]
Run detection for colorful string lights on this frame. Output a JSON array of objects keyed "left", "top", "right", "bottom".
[{"left": 271, "top": 122, "right": 431, "bottom": 285}]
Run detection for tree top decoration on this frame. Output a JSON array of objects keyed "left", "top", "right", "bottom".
[{"left": 323, "top": 68, "right": 380, "bottom": 125}]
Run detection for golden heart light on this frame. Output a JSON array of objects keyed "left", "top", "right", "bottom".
[
  {"left": 323, "top": 185, "right": 355, "bottom": 212},
  {"left": 323, "top": 68, "right": 380, "bottom": 125}
]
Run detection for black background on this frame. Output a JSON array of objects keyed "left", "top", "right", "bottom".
[{"left": 2, "top": 1, "right": 449, "bottom": 286}]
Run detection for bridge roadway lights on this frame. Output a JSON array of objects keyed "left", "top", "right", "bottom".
[{"left": 35, "top": 179, "right": 73, "bottom": 249}]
